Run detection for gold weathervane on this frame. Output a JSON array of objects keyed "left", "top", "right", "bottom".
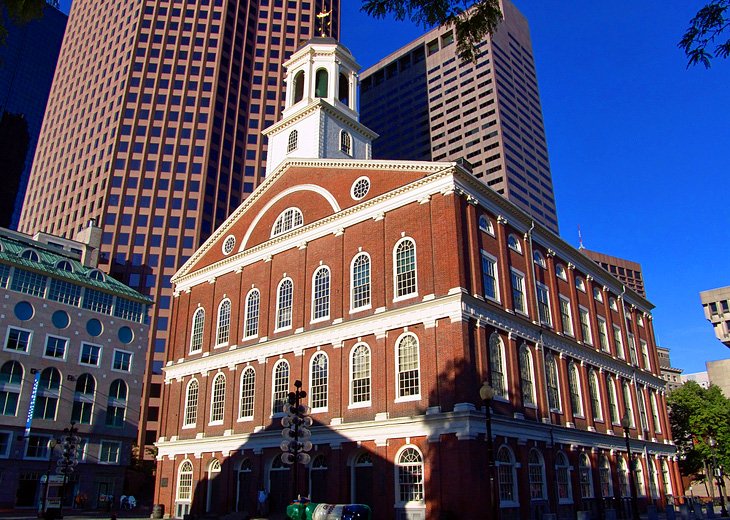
[{"left": 316, "top": 5, "right": 332, "bottom": 37}]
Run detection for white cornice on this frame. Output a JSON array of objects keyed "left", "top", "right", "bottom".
[
  {"left": 173, "top": 164, "right": 455, "bottom": 291},
  {"left": 263, "top": 99, "right": 378, "bottom": 140},
  {"left": 163, "top": 291, "right": 463, "bottom": 382}
]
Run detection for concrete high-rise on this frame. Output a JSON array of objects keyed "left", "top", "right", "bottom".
[
  {"left": 700, "top": 286, "right": 730, "bottom": 348},
  {"left": 582, "top": 248, "right": 646, "bottom": 297},
  {"left": 359, "top": 0, "right": 559, "bottom": 234},
  {"left": 0, "top": 2, "right": 67, "bottom": 228},
  {"left": 19, "top": 0, "right": 340, "bottom": 454}
]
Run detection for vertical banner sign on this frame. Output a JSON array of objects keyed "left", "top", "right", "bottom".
[{"left": 24, "top": 370, "right": 41, "bottom": 439}]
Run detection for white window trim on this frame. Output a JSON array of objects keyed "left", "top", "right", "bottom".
[
  {"left": 182, "top": 378, "right": 199, "bottom": 429},
  {"left": 519, "top": 344, "right": 537, "bottom": 408},
  {"left": 310, "top": 266, "right": 331, "bottom": 324},
  {"left": 533, "top": 251, "right": 547, "bottom": 269},
  {"left": 350, "top": 176, "right": 370, "bottom": 200},
  {"left": 215, "top": 298, "right": 231, "bottom": 348},
  {"left": 271, "top": 359, "right": 290, "bottom": 417},
  {"left": 579, "top": 305, "right": 593, "bottom": 345},
  {"left": 479, "top": 215, "right": 495, "bottom": 236},
  {"left": 613, "top": 325, "right": 625, "bottom": 359},
  {"left": 309, "top": 351, "right": 329, "bottom": 413},
  {"left": 589, "top": 370, "right": 604, "bottom": 422},
  {"left": 43, "top": 334, "right": 69, "bottom": 362},
  {"left": 593, "top": 287, "right": 603, "bottom": 302},
  {"left": 546, "top": 353, "right": 563, "bottom": 412},
  {"left": 78, "top": 342, "right": 102, "bottom": 367},
  {"left": 536, "top": 282, "right": 552, "bottom": 326},
  {"left": 111, "top": 348, "right": 133, "bottom": 373},
  {"left": 274, "top": 277, "right": 294, "bottom": 332},
  {"left": 507, "top": 234, "right": 523, "bottom": 254},
  {"left": 4, "top": 326, "right": 33, "bottom": 355},
  {"left": 176, "top": 459, "right": 194, "bottom": 502},
  {"left": 349, "top": 252, "right": 372, "bottom": 313},
  {"left": 393, "top": 237, "right": 418, "bottom": 302},
  {"left": 24, "top": 433, "right": 53, "bottom": 460},
  {"left": 490, "top": 333, "right": 509, "bottom": 402},
  {"left": 349, "top": 343, "right": 372, "bottom": 408},
  {"left": 556, "top": 452, "right": 574, "bottom": 504},
  {"left": 569, "top": 362, "right": 584, "bottom": 418},
  {"left": 98, "top": 440, "right": 122, "bottom": 465},
  {"left": 242, "top": 288, "right": 260, "bottom": 340},
  {"left": 0, "top": 430, "right": 13, "bottom": 458},
  {"left": 394, "top": 445, "right": 425, "bottom": 507},
  {"left": 394, "top": 332, "right": 421, "bottom": 403},
  {"left": 510, "top": 267, "right": 528, "bottom": 316},
  {"left": 480, "top": 250, "right": 501, "bottom": 303},
  {"left": 208, "top": 372, "right": 226, "bottom": 425},
  {"left": 189, "top": 307, "right": 205, "bottom": 354},
  {"left": 575, "top": 276, "right": 586, "bottom": 292},
  {"left": 237, "top": 366, "right": 256, "bottom": 422},
  {"left": 559, "top": 295, "right": 574, "bottom": 337},
  {"left": 556, "top": 264, "right": 568, "bottom": 281},
  {"left": 221, "top": 235, "right": 236, "bottom": 255},
  {"left": 271, "top": 207, "right": 304, "bottom": 238},
  {"left": 597, "top": 316, "right": 609, "bottom": 352},
  {"left": 650, "top": 392, "right": 662, "bottom": 434},
  {"left": 496, "top": 445, "right": 520, "bottom": 508}
]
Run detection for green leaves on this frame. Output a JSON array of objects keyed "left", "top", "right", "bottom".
[
  {"left": 0, "top": 0, "right": 48, "bottom": 44},
  {"left": 667, "top": 381, "right": 730, "bottom": 478},
  {"left": 679, "top": 0, "right": 730, "bottom": 68},
  {"left": 361, "top": 0, "right": 503, "bottom": 62}
]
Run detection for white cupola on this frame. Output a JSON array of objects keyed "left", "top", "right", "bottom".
[{"left": 263, "top": 37, "right": 378, "bottom": 174}]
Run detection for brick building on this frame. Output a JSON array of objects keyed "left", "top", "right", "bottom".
[{"left": 154, "top": 39, "right": 679, "bottom": 520}]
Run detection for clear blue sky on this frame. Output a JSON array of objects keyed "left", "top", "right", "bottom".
[{"left": 58, "top": 0, "right": 729, "bottom": 374}]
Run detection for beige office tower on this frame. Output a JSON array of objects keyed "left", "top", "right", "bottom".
[
  {"left": 700, "top": 286, "right": 730, "bottom": 348},
  {"left": 360, "top": 0, "right": 559, "bottom": 234},
  {"left": 19, "top": 0, "right": 340, "bottom": 453}
]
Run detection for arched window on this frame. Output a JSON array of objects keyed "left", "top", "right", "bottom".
[
  {"left": 519, "top": 344, "right": 535, "bottom": 406},
  {"left": 293, "top": 71, "right": 305, "bottom": 103},
  {"left": 184, "top": 379, "right": 199, "bottom": 426},
  {"left": 236, "top": 459, "right": 253, "bottom": 513},
  {"left": 315, "top": 68, "right": 328, "bottom": 97},
  {"left": 635, "top": 458, "right": 646, "bottom": 496},
  {"left": 272, "top": 360, "right": 289, "bottom": 414},
  {"left": 496, "top": 446, "right": 518, "bottom": 505},
  {"left": 177, "top": 460, "right": 194, "bottom": 502},
  {"left": 21, "top": 249, "right": 40, "bottom": 262},
  {"left": 239, "top": 367, "right": 255, "bottom": 420},
  {"left": 478, "top": 215, "right": 494, "bottom": 235},
  {"left": 338, "top": 72, "right": 349, "bottom": 105},
  {"left": 0, "top": 360, "right": 23, "bottom": 416},
  {"left": 555, "top": 264, "right": 567, "bottom": 280},
  {"left": 276, "top": 278, "right": 293, "bottom": 330},
  {"left": 396, "top": 447, "right": 424, "bottom": 504},
  {"left": 489, "top": 333, "right": 507, "bottom": 399},
  {"left": 618, "top": 457, "right": 630, "bottom": 497},
  {"left": 588, "top": 369, "right": 603, "bottom": 421},
  {"left": 661, "top": 459, "right": 673, "bottom": 496},
  {"left": 310, "top": 352, "right": 328, "bottom": 411},
  {"left": 546, "top": 352, "right": 561, "bottom": 411},
  {"left": 210, "top": 373, "right": 226, "bottom": 423},
  {"left": 310, "top": 455, "right": 329, "bottom": 502},
  {"left": 556, "top": 451, "right": 573, "bottom": 503},
  {"left": 579, "top": 453, "right": 594, "bottom": 498},
  {"left": 340, "top": 130, "right": 352, "bottom": 155},
  {"left": 34, "top": 367, "right": 61, "bottom": 420},
  {"left": 394, "top": 238, "right": 417, "bottom": 298},
  {"left": 106, "top": 379, "right": 127, "bottom": 427},
  {"left": 351, "top": 253, "right": 371, "bottom": 310},
  {"left": 311, "top": 266, "right": 330, "bottom": 321},
  {"left": 272, "top": 207, "right": 304, "bottom": 237},
  {"left": 350, "top": 343, "right": 371, "bottom": 405},
  {"left": 637, "top": 386, "right": 649, "bottom": 432},
  {"left": 190, "top": 307, "right": 205, "bottom": 353},
  {"left": 206, "top": 459, "right": 222, "bottom": 513},
  {"left": 71, "top": 373, "right": 95, "bottom": 424},
  {"left": 216, "top": 299, "right": 231, "bottom": 346},
  {"left": 599, "top": 454, "right": 614, "bottom": 497},
  {"left": 607, "top": 375, "right": 620, "bottom": 424},
  {"left": 507, "top": 234, "right": 522, "bottom": 253},
  {"left": 396, "top": 333, "right": 420, "bottom": 399},
  {"left": 88, "top": 269, "right": 105, "bottom": 282},
  {"left": 533, "top": 251, "right": 546, "bottom": 268},
  {"left": 568, "top": 361, "right": 583, "bottom": 417},
  {"left": 244, "top": 289, "right": 260, "bottom": 338},
  {"left": 575, "top": 276, "right": 586, "bottom": 292},
  {"left": 528, "top": 449, "right": 546, "bottom": 500},
  {"left": 56, "top": 260, "right": 74, "bottom": 272},
  {"left": 287, "top": 130, "right": 298, "bottom": 153},
  {"left": 622, "top": 381, "right": 635, "bottom": 427},
  {"left": 648, "top": 458, "right": 659, "bottom": 498}
]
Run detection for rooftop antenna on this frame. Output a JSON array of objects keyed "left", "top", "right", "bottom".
[
  {"left": 316, "top": 0, "right": 332, "bottom": 37},
  {"left": 578, "top": 224, "right": 585, "bottom": 250}
]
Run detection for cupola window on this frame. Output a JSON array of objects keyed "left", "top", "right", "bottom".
[
  {"left": 287, "top": 130, "right": 298, "bottom": 153},
  {"left": 272, "top": 208, "right": 304, "bottom": 237},
  {"left": 340, "top": 130, "right": 352, "bottom": 155},
  {"left": 293, "top": 71, "right": 305, "bottom": 103},
  {"left": 338, "top": 72, "right": 349, "bottom": 105},
  {"left": 315, "top": 69, "right": 328, "bottom": 98}
]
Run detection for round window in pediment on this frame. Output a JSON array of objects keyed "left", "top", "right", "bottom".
[
  {"left": 222, "top": 235, "right": 236, "bottom": 255},
  {"left": 351, "top": 177, "right": 370, "bottom": 200}
]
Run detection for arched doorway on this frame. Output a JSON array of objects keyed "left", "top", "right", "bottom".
[
  {"left": 268, "top": 455, "right": 290, "bottom": 520},
  {"left": 206, "top": 459, "right": 221, "bottom": 513},
  {"left": 236, "top": 459, "right": 253, "bottom": 514},
  {"left": 351, "top": 452, "right": 373, "bottom": 510}
]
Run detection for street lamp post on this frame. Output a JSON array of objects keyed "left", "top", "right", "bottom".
[
  {"left": 480, "top": 382, "right": 498, "bottom": 520},
  {"left": 622, "top": 411, "right": 640, "bottom": 520},
  {"left": 708, "top": 437, "right": 729, "bottom": 517},
  {"left": 42, "top": 439, "right": 58, "bottom": 517}
]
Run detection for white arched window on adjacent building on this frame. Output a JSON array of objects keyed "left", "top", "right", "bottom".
[
  {"left": 216, "top": 298, "right": 231, "bottom": 346},
  {"left": 243, "top": 289, "right": 260, "bottom": 339},
  {"left": 528, "top": 449, "right": 547, "bottom": 501},
  {"left": 395, "top": 447, "right": 424, "bottom": 505},
  {"left": 210, "top": 373, "right": 226, "bottom": 424},
  {"left": 272, "top": 208, "right": 303, "bottom": 237},
  {"left": 183, "top": 379, "right": 199, "bottom": 427},
  {"left": 351, "top": 253, "right": 371, "bottom": 311},
  {"left": 396, "top": 333, "right": 420, "bottom": 400},
  {"left": 496, "top": 446, "right": 518, "bottom": 507},
  {"left": 71, "top": 373, "right": 95, "bottom": 424},
  {"left": 239, "top": 367, "right": 255, "bottom": 420},
  {"left": 276, "top": 278, "right": 294, "bottom": 330},
  {"left": 394, "top": 238, "right": 417, "bottom": 299},
  {"left": 311, "top": 266, "right": 330, "bottom": 322},
  {"left": 519, "top": 344, "right": 535, "bottom": 406},
  {"left": 0, "top": 360, "right": 23, "bottom": 416},
  {"left": 310, "top": 352, "right": 328, "bottom": 411},
  {"left": 489, "top": 333, "right": 508, "bottom": 399},
  {"left": 106, "top": 379, "right": 127, "bottom": 427},
  {"left": 272, "top": 360, "right": 290, "bottom": 414},
  {"left": 190, "top": 307, "right": 205, "bottom": 353},
  {"left": 350, "top": 343, "right": 371, "bottom": 406}
]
